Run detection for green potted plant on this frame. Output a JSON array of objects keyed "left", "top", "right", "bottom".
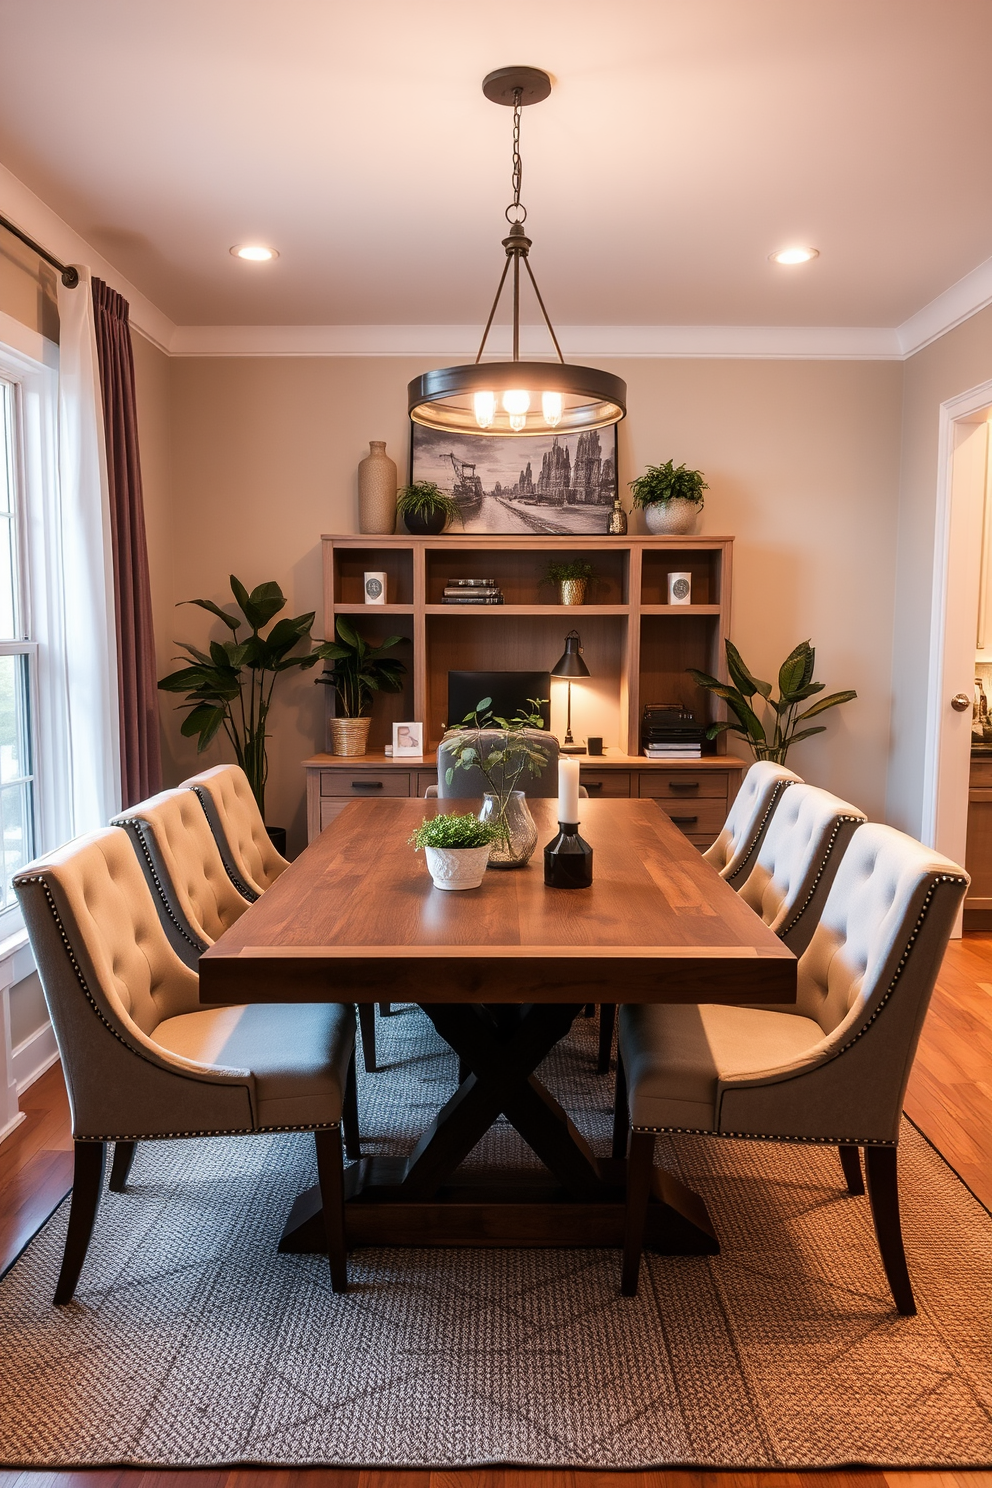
[
  {"left": 443, "top": 697, "right": 551, "bottom": 867},
  {"left": 315, "top": 616, "right": 407, "bottom": 755},
  {"left": 409, "top": 812, "right": 506, "bottom": 891},
  {"left": 543, "top": 559, "right": 596, "bottom": 606},
  {"left": 158, "top": 576, "right": 321, "bottom": 840},
  {"left": 396, "top": 481, "right": 461, "bottom": 536},
  {"left": 688, "top": 638, "right": 857, "bottom": 763},
  {"left": 629, "top": 460, "right": 708, "bottom": 534}
]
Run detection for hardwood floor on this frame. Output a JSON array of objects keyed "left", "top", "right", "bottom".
[{"left": 1, "top": 933, "right": 990, "bottom": 1487}]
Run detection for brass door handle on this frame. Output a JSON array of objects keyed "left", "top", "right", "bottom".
[{"left": 951, "top": 693, "right": 971, "bottom": 712}]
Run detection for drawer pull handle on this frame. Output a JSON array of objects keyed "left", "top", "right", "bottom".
[
  {"left": 670, "top": 815, "right": 698, "bottom": 825},
  {"left": 351, "top": 781, "right": 384, "bottom": 790},
  {"left": 669, "top": 781, "right": 700, "bottom": 792}
]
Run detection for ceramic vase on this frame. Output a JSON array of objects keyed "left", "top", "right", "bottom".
[
  {"left": 558, "top": 578, "right": 588, "bottom": 606},
  {"left": 424, "top": 844, "right": 491, "bottom": 891},
  {"left": 606, "top": 496, "right": 628, "bottom": 535},
  {"left": 478, "top": 790, "right": 538, "bottom": 869},
  {"left": 358, "top": 441, "right": 397, "bottom": 534},
  {"left": 644, "top": 499, "right": 700, "bottom": 535},
  {"left": 403, "top": 507, "right": 447, "bottom": 536},
  {"left": 329, "top": 716, "right": 372, "bottom": 756}
]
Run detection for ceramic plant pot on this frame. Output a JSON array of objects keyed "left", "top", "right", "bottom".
[
  {"left": 424, "top": 844, "right": 491, "bottom": 890},
  {"left": 644, "top": 499, "right": 700, "bottom": 535},
  {"left": 358, "top": 441, "right": 397, "bottom": 534},
  {"left": 402, "top": 507, "right": 447, "bottom": 535},
  {"left": 329, "top": 716, "right": 372, "bottom": 756},
  {"left": 558, "top": 578, "right": 588, "bottom": 606}
]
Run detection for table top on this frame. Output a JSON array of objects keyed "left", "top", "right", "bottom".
[{"left": 199, "top": 797, "right": 795, "bottom": 1007}]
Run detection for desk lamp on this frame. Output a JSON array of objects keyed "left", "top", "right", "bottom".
[{"left": 551, "top": 630, "right": 590, "bottom": 754}]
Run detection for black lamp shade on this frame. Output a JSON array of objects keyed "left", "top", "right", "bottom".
[{"left": 551, "top": 630, "right": 590, "bottom": 679}]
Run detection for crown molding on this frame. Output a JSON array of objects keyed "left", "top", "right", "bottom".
[
  {"left": 168, "top": 321, "right": 902, "bottom": 359},
  {"left": 896, "top": 254, "right": 992, "bottom": 356}
]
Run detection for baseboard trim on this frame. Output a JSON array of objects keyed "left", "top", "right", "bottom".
[{"left": 12, "top": 1022, "right": 59, "bottom": 1094}]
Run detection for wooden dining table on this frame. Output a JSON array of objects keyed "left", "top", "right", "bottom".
[{"left": 199, "top": 796, "right": 796, "bottom": 1258}]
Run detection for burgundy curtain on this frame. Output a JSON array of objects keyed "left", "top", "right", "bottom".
[{"left": 91, "top": 278, "right": 163, "bottom": 808}]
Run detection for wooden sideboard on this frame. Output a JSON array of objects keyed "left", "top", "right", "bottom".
[
  {"left": 305, "top": 750, "right": 744, "bottom": 849},
  {"left": 966, "top": 754, "right": 992, "bottom": 909},
  {"left": 305, "top": 531, "right": 744, "bottom": 848}
]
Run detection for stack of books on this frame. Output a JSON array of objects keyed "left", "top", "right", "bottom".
[
  {"left": 441, "top": 577, "right": 505, "bottom": 605},
  {"left": 642, "top": 704, "right": 706, "bottom": 759}
]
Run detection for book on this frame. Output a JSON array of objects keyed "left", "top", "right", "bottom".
[
  {"left": 441, "top": 595, "right": 505, "bottom": 605},
  {"left": 443, "top": 586, "right": 502, "bottom": 597},
  {"left": 644, "top": 748, "right": 702, "bottom": 759},
  {"left": 446, "top": 578, "right": 497, "bottom": 588}
]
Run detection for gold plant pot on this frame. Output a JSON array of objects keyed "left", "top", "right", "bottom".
[
  {"left": 329, "top": 716, "right": 372, "bottom": 756},
  {"left": 558, "top": 578, "right": 588, "bottom": 606}
]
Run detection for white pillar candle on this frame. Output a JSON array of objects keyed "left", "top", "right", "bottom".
[{"left": 558, "top": 757, "right": 581, "bottom": 825}]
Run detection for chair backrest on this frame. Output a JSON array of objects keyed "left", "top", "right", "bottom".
[
  {"left": 12, "top": 828, "right": 254, "bottom": 1139},
  {"left": 180, "top": 763, "right": 288, "bottom": 898},
  {"left": 112, "top": 787, "right": 251, "bottom": 966},
  {"left": 437, "top": 728, "right": 560, "bottom": 798},
  {"left": 717, "top": 824, "right": 968, "bottom": 1142},
  {"left": 735, "top": 783, "right": 867, "bottom": 954},
  {"left": 703, "top": 760, "right": 803, "bottom": 882}
]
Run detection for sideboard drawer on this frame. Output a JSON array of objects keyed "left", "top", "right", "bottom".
[
  {"left": 417, "top": 770, "right": 439, "bottom": 795},
  {"left": 319, "top": 770, "right": 412, "bottom": 797},
  {"left": 579, "top": 771, "right": 630, "bottom": 798},
  {"left": 637, "top": 771, "right": 729, "bottom": 800},
  {"left": 653, "top": 799, "right": 728, "bottom": 836}
]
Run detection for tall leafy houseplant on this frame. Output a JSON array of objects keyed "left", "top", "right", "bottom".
[
  {"left": 688, "top": 639, "right": 857, "bottom": 764},
  {"left": 443, "top": 697, "right": 551, "bottom": 806},
  {"left": 158, "top": 577, "right": 320, "bottom": 818},
  {"left": 315, "top": 616, "right": 407, "bottom": 717}
]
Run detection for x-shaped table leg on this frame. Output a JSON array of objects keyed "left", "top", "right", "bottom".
[{"left": 397, "top": 1002, "right": 604, "bottom": 1201}]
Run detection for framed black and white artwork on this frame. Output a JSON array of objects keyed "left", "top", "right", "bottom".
[{"left": 410, "top": 423, "right": 618, "bottom": 536}]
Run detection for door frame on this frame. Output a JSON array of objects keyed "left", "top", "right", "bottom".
[{"left": 922, "top": 377, "right": 992, "bottom": 870}]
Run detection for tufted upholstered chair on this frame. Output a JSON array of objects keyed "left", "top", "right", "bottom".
[
  {"left": 734, "top": 783, "right": 867, "bottom": 956},
  {"left": 14, "top": 828, "right": 358, "bottom": 1301},
  {"left": 614, "top": 823, "right": 968, "bottom": 1310},
  {"left": 703, "top": 760, "right": 803, "bottom": 884},
  {"left": 179, "top": 763, "right": 289, "bottom": 900},
  {"left": 111, "top": 787, "right": 251, "bottom": 971}
]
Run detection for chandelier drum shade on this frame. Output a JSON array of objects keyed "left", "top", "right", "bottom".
[{"left": 408, "top": 67, "right": 626, "bottom": 439}]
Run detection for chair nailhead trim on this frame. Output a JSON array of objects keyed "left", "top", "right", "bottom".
[
  {"left": 726, "top": 778, "right": 795, "bottom": 884},
  {"left": 120, "top": 819, "right": 205, "bottom": 951},
  {"left": 79, "top": 1121, "right": 341, "bottom": 1141},
  {"left": 777, "top": 815, "right": 865, "bottom": 939},
  {"left": 190, "top": 786, "right": 259, "bottom": 903},
  {"left": 629, "top": 870, "right": 967, "bottom": 1145}
]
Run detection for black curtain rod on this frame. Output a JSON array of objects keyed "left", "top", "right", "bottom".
[{"left": 0, "top": 211, "right": 78, "bottom": 288}]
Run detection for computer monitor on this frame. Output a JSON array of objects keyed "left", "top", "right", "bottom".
[{"left": 447, "top": 671, "right": 551, "bottom": 731}]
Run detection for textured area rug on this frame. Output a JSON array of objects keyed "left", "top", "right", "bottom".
[{"left": 1, "top": 1006, "right": 991, "bottom": 1469}]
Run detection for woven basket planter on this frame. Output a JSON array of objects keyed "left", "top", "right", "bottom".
[{"left": 329, "top": 716, "right": 372, "bottom": 756}]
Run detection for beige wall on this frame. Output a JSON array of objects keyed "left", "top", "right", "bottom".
[
  {"left": 150, "top": 354, "right": 903, "bottom": 852},
  {"left": 0, "top": 233, "right": 58, "bottom": 338},
  {"left": 887, "top": 302, "right": 992, "bottom": 836}
]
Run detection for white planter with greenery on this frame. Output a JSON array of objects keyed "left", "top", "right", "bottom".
[
  {"left": 410, "top": 812, "right": 505, "bottom": 891},
  {"left": 629, "top": 460, "right": 707, "bottom": 536}
]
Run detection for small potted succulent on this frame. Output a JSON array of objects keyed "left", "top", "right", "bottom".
[
  {"left": 543, "top": 559, "right": 596, "bottom": 606},
  {"left": 409, "top": 812, "right": 506, "bottom": 891},
  {"left": 629, "top": 460, "right": 708, "bottom": 534},
  {"left": 396, "top": 481, "right": 461, "bottom": 536}
]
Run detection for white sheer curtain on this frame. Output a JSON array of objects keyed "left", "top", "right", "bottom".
[{"left": 56, "top": 268, "right": 121, "bottom": 833}]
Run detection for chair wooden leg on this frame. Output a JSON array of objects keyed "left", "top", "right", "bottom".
[
  {"left": 598, "top": 1004, "right": 617, "bottom": 1073},
  {"left": 621, "top": 1130, "right": 655, "bottom": 1297},
  {"left": 378, "top": 1002, "right": 393, "bottom": 1016},
  {"left": 612, "top": 1050, "right": 629, "bottom": 1159},
  {"left": 314, "top": 1127, "right": 348, "bottom": 1293},
  {"left": 108, "top": 1140, "right": 137, "bottom": 1192},
  {"left": 342, "top": 1051, "right": 361, "bottom": 1161},
  {"left": 54, "top": 1141, "right": 106, "bottom": 1305},
  {"left": 864, "top": 1145, "right": 916, "bottom": 1316},
  {"left": 357, "top": 1002, "right": 377, "bottom": 1073},
  {"left": 838, "top": 1143, "right": 864, "bottom": 1195}
]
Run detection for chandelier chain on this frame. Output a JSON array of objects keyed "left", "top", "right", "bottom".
[{"left": 506, "top": 88, "right": 527, "bottom": 225}]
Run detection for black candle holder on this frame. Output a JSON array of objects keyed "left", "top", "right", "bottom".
[{"left": 544, "top": 821, "right": 593, "bottom": 889}]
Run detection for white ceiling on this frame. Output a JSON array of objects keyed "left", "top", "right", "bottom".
[{"left": 2, "top": 0, "right": 992, "bottom": 331}]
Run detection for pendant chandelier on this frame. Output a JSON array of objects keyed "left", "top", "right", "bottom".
[{"left": 408, "top": 66, "right": 626, "bottom": 438}]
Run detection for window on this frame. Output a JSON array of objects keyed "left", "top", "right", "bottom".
[{"left": 0, "top": 379, "right": 36, "bottom": 913}]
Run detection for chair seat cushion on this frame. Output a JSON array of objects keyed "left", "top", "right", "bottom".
[
  {"left": 619, "top": 1002, "right": 824, "bottom": 1132},
  {"left": 154, "top": 1002, "right": 355, "bottom": 1129}
]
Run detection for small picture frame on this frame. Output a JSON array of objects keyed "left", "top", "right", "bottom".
[{"left": 392, "top": 721, "right": 424, "bottom": 757}]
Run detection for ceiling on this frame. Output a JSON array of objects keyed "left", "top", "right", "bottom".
[{"left": 2, "top": 0, "right": 992, "bottom": 330}]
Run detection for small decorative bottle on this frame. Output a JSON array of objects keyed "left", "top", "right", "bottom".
[
  {"left": 358, "top": 441, "right": 397, "bottom": 534},
  {"left": 606, "top": 494, "right": 627, "bottom": 536}
]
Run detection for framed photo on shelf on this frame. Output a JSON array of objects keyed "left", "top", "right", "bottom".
[
  {"left": 392, "top": 721, "right": 424, "bottom": 757},
  {"left": 410, "top": 422, "right": 618, "bottom": 537}
]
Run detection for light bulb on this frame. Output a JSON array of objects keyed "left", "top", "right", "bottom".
[
  {"left": 230, "top": 244, "right": 278, "bottom": 261},
  {"left": 474, "top": 390, "right": 496, "bottom": 429},
  {"left": 542, "top": 391, "right": 562, "bottom": 427},
  {"left": 770, "top": 246, "right": 818, "bottom": 265},
  {"left": 509, "top": 412, "right": 527, "bottom": 432},
  {"left": 502, "top": 389, "right": 530, "bottom": 416}
]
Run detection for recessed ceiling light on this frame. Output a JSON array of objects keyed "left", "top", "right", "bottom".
[
  {"left": 770, "top": 246, "right": 819, "bottom": 265},
  {"left": 230, "top": 244, "right": 278, "bottom": 262}
]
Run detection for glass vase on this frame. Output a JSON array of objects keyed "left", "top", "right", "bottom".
[{"left": 478, "top": 790, "right": 538, "bottom": 869}]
